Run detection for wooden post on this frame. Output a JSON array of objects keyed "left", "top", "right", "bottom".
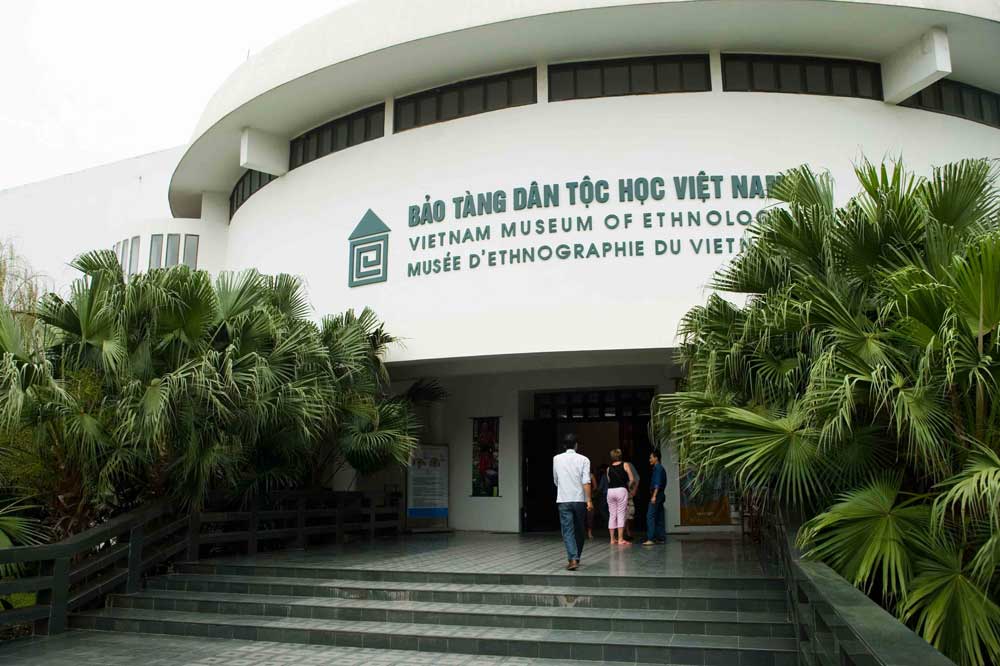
[
  {"left": 37, "top": 557, "right": 69, "bottom": 635},
  {"left": 186, "top": 511, "right": 201, "bottom": 560},
  {"left": 295, "top": 494, "right": 307, "bottom": 549},
  {"left": 335, "top": 503, "right": 345, "bottom": 545},
  {"left": 248, "top": 495, "right": 259, "bottom": 556},
  {"left": 368, "top": 500, "right": 376, "bottom": 541},
  {"left": 126, "top": 523, "right": 145, "bottom": 593},
  {"left": 396, "top": 493, "right": 405, "bottom": 535}
]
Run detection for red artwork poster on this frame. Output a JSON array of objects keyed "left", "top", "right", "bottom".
[{"left": 472, "top": 417, "right": 499, "bottom": 497}]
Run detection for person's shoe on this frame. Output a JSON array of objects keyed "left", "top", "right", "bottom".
[
  {"left": 642, "top": 540, "right": 657, "bottom": 545},
  {"left": 567, "top": 560, "right": 579, "bottom": 571}
]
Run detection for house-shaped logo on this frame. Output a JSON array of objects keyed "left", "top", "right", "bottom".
[{"left": 348, "top": 209, "right": 391, "bottom": 288}]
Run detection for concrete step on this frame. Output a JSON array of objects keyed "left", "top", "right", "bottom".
[
  {"left": 71, "top": 606, "right": 798, "bottom": 665},
  {"left": 146, "top": 572, "right": 789, "bottom": 613},
  {"left": 174, "top": 560, "right": 787, "bottom": 592},
  {"left": 110, "top": 588, "right": 794, "bottom": 638}
]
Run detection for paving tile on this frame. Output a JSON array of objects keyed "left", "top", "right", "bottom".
[{"left": 3, "top": 533, "right": 797, "bottom": 665}]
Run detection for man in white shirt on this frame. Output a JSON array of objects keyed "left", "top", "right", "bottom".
[{"left": 552, "top": 433, "right": 593, "bottom": 570}]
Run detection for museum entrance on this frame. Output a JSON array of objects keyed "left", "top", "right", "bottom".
[{"left": 521, "top": 387, "right": 655, "bottom": 533}]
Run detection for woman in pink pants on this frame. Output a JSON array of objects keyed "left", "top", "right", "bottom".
[{"left": 605, "top": 449, "right": 635, "bottom": 545}]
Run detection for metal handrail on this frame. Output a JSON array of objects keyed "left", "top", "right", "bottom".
[{"left": 0, "top": 490, "right": 402, "bottom": 637}]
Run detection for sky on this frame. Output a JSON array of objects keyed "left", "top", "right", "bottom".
[{"left": 0, "top": 1, "right": 356, "bottom": 191}]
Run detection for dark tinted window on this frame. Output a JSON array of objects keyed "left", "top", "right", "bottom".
[
  {"left": 656, "top": 61, "right": 683, "bottom": 92},
  {"left": 681, "top": 60, "right": 709, "bottom": 90},
  {"left": 549, "top": 68, "right": 575, "bottom": 101},
  {"left": 631, "top": 62, "right": 655, "bottom": 93},
  {"left": 962, "top": 89, "right": 982, "bottom": 121},
  {"left": 724, "top": 54, "right": 882, "bottom": 101},
  {"left": 182, "top": 235, "right": 199, "bottom": 269},
  {"left": 604, "top": 64, "right": 630, "bottom": 96},
  {"left": 576, "top": 65, "right": 603, "bottom": 98},
  {"left": 855, "top": 67, "right": 875, "bottom": 98},
  {"left": 724, "top": 59, "right": 750, "bottom": 91},
  {"left": 165, "top": 234, "right": 180, "bottom": 267},
  {"left": 393, "top": 68, "right": 536, "bottom": 132},
  {"left": 983, "top": 95, "right": 999, "bottom": 126},
  {"left": 461, "top": 83, "right": 485, "bottom": 114},
  {"left": 778, "top": 63, "right": 803, "bottom": 93},
  {"left": 830, "top": 64, "right": 852, "bottom": 96},
  {"left": 440, "top": 90, "right": 460, "bottom": 120},
  {"left": 288, "top": 103, "right": 385, "bottom": 169},
  {"left": 919, "top": 85, "right": 941, "bottom": 110},
  {"left": 510, "top": 72, "right": 536, "bottom": 105},
  {"left": 149, "top": 234, "right": 163, "bottom": 270},
  {"left": 805, "top": 64, "right": 827, "bottom": 94},
  {"left": 752, "top": 61, "right": 777, "bottom": 92},
  {"left": 901, "top": 78, "right": 1000, "bottom": 129},
  {"left": 549, "top": 54, "right": 710, "bottom": 101},
  {"left": 485, "top": 79, "right": 508, "bottom": 110},
  {"left": 229, "top": 169, "right": 275, "bottom": 219}
]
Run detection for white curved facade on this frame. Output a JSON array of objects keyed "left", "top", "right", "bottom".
[
  {"left": 165, "top": 0, "right": 1000, "bottom": 365},
  {"left": 6, "top": 0, "right": 1000, "bottom": 532},
  {"left": 227, "top": 90, "right": 1000, "bottom": 363}
]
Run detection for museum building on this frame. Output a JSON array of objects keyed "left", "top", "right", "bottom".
[{"left": 3, "top": 0, "right": 1000, "bottom": 533}]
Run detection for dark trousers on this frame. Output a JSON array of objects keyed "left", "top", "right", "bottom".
[
  {"left": 557, "top": 502, "right": 587, "bottom": 561},
  {"left": 646, "top": 498, "right": 666, "bottom": 542}
]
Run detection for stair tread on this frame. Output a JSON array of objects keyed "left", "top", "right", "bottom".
[
  {"left": 78, "top": 607, "right": 797, "bottom": 651},
  {"left": 120, "top": 588, "right": 791, "bottom": 624},
  {"left": 152, "top": 572, "right": 787, "bottom": 599},
  {"left": 182, "top": 560, "right": 785, "bottom": 583}
]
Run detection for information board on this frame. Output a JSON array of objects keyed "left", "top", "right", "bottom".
[{"left": 407, "top": 444, "right": 449, "bottom": 520}]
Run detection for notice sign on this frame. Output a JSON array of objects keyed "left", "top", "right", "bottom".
[
  {"left": 472, "top": 417, "right": 500, "bottom": 497},
  {"left": 679, "top": 468, "right": 731, "bottom": 526},
  {"left": 407, "top": 445, "right": 448, "bottom": 519}
]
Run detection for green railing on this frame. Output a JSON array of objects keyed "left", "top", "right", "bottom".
[{"left": 0, "top": 490, "right": 402, "bottom": 636}]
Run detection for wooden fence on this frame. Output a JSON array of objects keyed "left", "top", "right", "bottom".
[{"left": 0, "top": 490, "right": 402, "bottom": 636}]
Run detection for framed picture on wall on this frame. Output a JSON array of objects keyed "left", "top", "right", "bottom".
[{"left": 471, "top": 416, "right": 500, "bottom": 497}]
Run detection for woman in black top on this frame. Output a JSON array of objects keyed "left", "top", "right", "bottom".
[{"left": 605, "top": 449, "right": 635, "bottom": 545}]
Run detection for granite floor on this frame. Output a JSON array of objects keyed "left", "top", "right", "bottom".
[
  {"left": 1, "top": 532, "right": 780, "bottom": 665},
  {"left": 0, "top": 631, "right": 621, "bottom": 665},
  {"left": 212, "top": 531, "right": 772, "bottom": 578}
]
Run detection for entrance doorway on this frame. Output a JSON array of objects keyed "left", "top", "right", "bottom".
[{"left": 521, "top": 387, "right": 655, "bottom": 533}]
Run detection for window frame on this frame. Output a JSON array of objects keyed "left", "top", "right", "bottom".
[
  {"left": 149, "top": 234, "right": 163, "bottom": 270},
  {"left": 165, "top": 234, "right": 181, "bottom": 267},
  {"left": 721, "top": 53, "right": 883, "bottom": 101},
  {"left": 900, "top": 78, "right": 1000, "bottom": 129},
  {"left": 548, "top": 54, "right": 711, "bottom": 102},
  {"left": 288, "top": 103, "right": 385, "bottom": 170},
  {"left": 393, "top": 68, "right": 537, "bottom": 133},
  {"left": 128, "top": 236, "right": 140, "bottom": 276},
  {"left": 182, "top": 234, "right": 199, "bottom": 270}
]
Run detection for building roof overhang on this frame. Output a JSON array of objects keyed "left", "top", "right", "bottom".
[{"left": 168, "top": 0, "right": 1000, "bottom": 219}]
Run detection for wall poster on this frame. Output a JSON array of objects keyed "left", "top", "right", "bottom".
[
  {"left": 471, "top": 416, "right": 500, "bottom": 497},
  {"left": 407, "top": 444, "right": 448, "bottom": 520},
  {"left": 678, "top": 468, "right": 731, "bottom": 526}
]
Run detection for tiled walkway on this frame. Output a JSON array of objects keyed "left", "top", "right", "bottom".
[
  {"left": 1, "top": 532, "right": 781, "bottom": 665},
  {"left": 218, "top": 531, "right": 772, "bottom": 578},
  {"left": 0, "top": 632, "right": 617, "bottom": 665}
]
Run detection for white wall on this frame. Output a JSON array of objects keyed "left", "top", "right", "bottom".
[
  {"left": 226, "top": 90, "right": 1000, "bottom": 363},
  {"left": 0, "top": 147, "right": 234, "bottom": 291},
  {"left": 0, "top": 148, "right": 182, "bottom": 290}
]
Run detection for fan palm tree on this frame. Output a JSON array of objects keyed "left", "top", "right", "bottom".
[
  {"left": 0, "top": 253, "right": 418, "bottom": 534},
  {"left": 655, "top": 158, "right": 1000, "bottom": 666}
]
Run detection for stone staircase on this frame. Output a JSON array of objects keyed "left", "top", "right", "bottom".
[{"left": 70, "top": 559, "right": 796, "bottom": 665}]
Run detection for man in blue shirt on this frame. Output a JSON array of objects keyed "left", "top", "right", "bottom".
[{"left": 642, "top": 450, "right": 667, "bottom": 545}]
